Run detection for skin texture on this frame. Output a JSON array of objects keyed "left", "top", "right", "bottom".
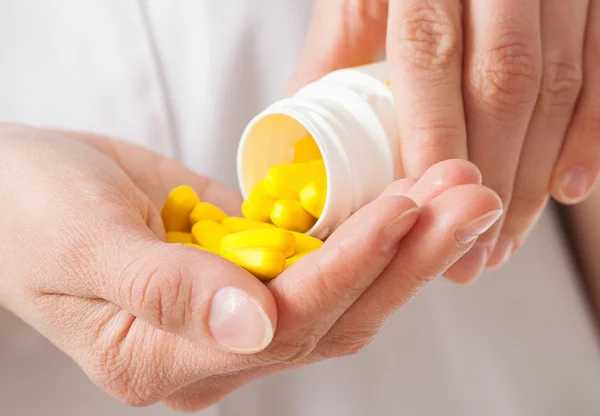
[
  {"left": 289, "top": 0, "right": 600, "bottom": 284},
  {"left": 0, "top": 124, "right": 502, "bottom": 411}
]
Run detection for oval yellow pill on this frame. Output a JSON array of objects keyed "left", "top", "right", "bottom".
[
  {"left": 242, "top": 181, "right": 276, "bottom": 222},
  {"left": 291, "top": 231, "right": 323, "bottom": 253},
  {"left": 191, "top": 220, "right": 231, "bottom": 253},
  {"left": 220, "top": 228, "right": 296, "bottom": 258},
  {"left": 299, "top": 181, "right": 326, "bottom": 219},
  {"left": 166, "top": 231, "right": 193, "bottom": 244},
  {"left": 293, "top": 136, "right": 322, "bottom": 163},
  {"left": 241, "top": 200, "right": 263, "bottom": 222},
  {"left": 161, "top": 185, "right": 200, "bottom": 232},
  {"left": 270, "top": 199, "right": 316, "bottom": 233},
  {"left": 285, "top": 250, "right": 313, "bottom": 269},
  {"left": 222, "top": 217, "right": 276, "bottom": 233},
  {"left": 222, "top": 248, "right": 285, "bottom": 281},
  {"left": 189, "top": 202, "right": 227, "bottom": 225},
  {"left": 263, "top": 162, "right": 326, "bottom": 199}
]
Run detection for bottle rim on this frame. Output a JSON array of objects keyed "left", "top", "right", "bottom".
[{"left": 237, "top": 98, "right": 341, "bottom": 238}]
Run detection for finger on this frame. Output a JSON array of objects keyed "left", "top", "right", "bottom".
[
  {"left": 263, "top": 159, "right": 481, "bottom": 362},
  {"left": 461, "top": 0, "right": 542, "bottom": 261},
  {"left": 387, "top": 0, "right": 467, "bottom": 177},
  {"left": 384, "top": 159, "right": 482, "bottom": 205},
  {"left": 381, "top": 159, "right": 487, "bottom": 285},
  {"left": 287, "top": 0, "right": 388, "bottom": 95},
  {"left": 551, "top": 0, "right": 600, "bottom": 205},
  {"left": 2, "top": 129, "right": 273, "bottom": 406},
  {"left": 316, "top": 183, "right": 503, "bottom": 356},
  {"left": 485, "top": 0, "right": 588, "bottom": 269},
  {"left": 36, "top": 132, "right": 268, "bottom": 353},
  {"left": 106, "top": 241, "right": 279, "bottom": 355},
  {"left": 30, "top": 180, "right": 277, "bottom": 355},
  {"left": 275, "top": 159, "right": 481, "bottom": 328},
  {"left": 392, "top": 158, "right": 485, "bottom": 285},
  {"left": 265, "top": 192, "right": 419, "bottom": 361}
]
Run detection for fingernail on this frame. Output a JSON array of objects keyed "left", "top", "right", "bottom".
[
  {"left": 456, "top": 209, "right": 503, "bottom": 245},
  {"left": 559, "top": 168, "right": 590, "bottom": 203},
  {"left": 209, "top": 287, "right": 273, "bottom": 353},
  {"left": 486, "top": 235, "right": 514, "bottom": 268},
  {"left": 383, "top": 207, "right": 420, "bottom": 249}
]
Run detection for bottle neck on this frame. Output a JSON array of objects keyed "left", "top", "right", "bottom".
[{"left": 238, "top": 78, "right": 396, "bottom": 238}]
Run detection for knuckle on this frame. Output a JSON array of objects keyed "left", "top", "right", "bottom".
[
  {"left": 119, "top": 253, "right": 191, "bottom": 332},
  {"left": 402, "top": 259, "right": 443, "bottom": 288},
  {"left": 539, "top": 60, "right": 582, "bottom": 114},
  {"left": 408, "top": 122, "right": 464, "bottom": 152},
  {"left": 391, "top": 3, "right": 459, "bottom": 71},
  {"left": 471, "top": 38, "right": 540, "bottom": 112}
]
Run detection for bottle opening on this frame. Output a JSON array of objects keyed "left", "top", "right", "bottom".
[{"left": 237, "top": 112, "right": 331, "bottom": 238}]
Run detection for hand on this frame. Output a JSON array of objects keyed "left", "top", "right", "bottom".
[
  {"left": 289, "top": 0, "right": 600, "bottom": 283},
  {"left": 0, "top": 124, "right": 501, "bottom": 411}
]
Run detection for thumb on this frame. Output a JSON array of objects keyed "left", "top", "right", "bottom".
[
  {"left": 287, "top": 0, "right": 388, "bottom": 95},
  {"left": 98, "top": 224, "right": 278, "bottom": 354},
  {"left": 1, "top": 125, "right": 275, "bottom": 355}
]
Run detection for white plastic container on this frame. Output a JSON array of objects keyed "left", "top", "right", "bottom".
[{"left": 237, "top": 61, "right": 401, "bottom": 239}]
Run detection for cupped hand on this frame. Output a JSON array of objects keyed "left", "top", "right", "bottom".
[
  {"left": 0, "top": 124, "right": 500, "bottom": 411},
  {"left": 289, "top": 0, "right": 600, "bottom": 283}
]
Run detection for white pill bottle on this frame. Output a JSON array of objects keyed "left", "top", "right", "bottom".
[{"left": 237, "top": 61, "right": 400, "bottom": 239}]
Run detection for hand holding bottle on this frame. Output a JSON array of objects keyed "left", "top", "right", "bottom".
[{"left": 290, "top": 0, "right": 600, "bottom": 282}]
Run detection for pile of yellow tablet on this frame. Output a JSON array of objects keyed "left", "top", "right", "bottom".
[{"left": 160, "top": 136, "right": 325, "bottom": 281}]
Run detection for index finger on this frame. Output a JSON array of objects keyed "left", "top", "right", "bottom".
[
  {"left": 270, "top": 188, "right": 420, "bottom": 344},
  {"left": 387, "top": 0, "right": 467, "bottom": 177}
]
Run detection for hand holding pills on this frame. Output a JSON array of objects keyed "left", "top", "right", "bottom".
[{"left": 0, "top": 124, "right": 501, "bottom": 411}]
